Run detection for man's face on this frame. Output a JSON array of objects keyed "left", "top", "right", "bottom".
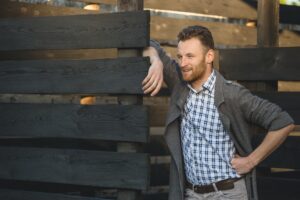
[{"left": 177, "top": 37, "right": 211, "bottom": 87}]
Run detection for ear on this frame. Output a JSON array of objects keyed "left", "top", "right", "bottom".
[{"left": 206, "top": 49, "right": 215, "bottom": 64}]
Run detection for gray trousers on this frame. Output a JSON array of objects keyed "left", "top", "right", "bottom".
[{"left": 185, "top": 178, "right": 248, "bottom": 200}]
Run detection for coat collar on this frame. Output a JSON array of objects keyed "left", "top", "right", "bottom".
[
  {"left": 175, "top": 69, "right": 225, "bottom": 110},
  {"left": 214, "top": 70, "right": 225, "bottom": 108}
]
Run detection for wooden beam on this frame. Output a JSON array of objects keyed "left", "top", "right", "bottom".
[
  {"left": 0, "top": 11, "right": 150, "bottom": 50},
  {"left": 219, "top": 47, "right": 300, "bottom": 81},
  {"left": 0, "top": 1, "right": 97, "bottom": 18},
  {"left": 0, "top": 146, "right": 149, "bottom": 190},
  {"left": 257, "top": 0, "right": 279, "bottom": 47},
  {"left": 0, "top": 103, "right": 148, "bottom": 143},
  {"left": 257, "top": 176, "right": 300, "bottom": 200},
  {"left": 115, "top": 1, "right": 147, "bottom": 199},
  {"left": 145, "top": 0, "right": 257, "bottom": 20},
  {"left": 0, "top": 49, "right": 117, "bottom": 60},
  {"left": 0, "top": 189, "right": 108, "bottom": 200},
  {"left": 0, "top": 57, "right": 149, "bottom": 94},
  {"left": 254, "top": 135, "right": 300, "bottom": 169}
]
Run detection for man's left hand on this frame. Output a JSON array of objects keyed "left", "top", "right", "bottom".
[{"left": 231, "top": 154, "right": 256, "bottom": 175}]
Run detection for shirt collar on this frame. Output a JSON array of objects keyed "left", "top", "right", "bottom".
[{"left": 187, "top": 70, "right": 216, "bottom": 94}]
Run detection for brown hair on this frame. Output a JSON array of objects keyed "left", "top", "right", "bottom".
[{"left": 177, "top": 25, "right": 215, "bottom": 50}]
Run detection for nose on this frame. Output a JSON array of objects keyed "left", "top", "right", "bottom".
[{"left": 180, "top": 57, "right": 188, "bottom": 68}]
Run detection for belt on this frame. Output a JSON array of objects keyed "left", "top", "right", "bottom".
[{"left": 186, "top": 178, "right": 241, "bottom": 194}]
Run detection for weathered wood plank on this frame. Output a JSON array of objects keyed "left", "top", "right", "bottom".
[
  {"left": 0, "top": 189, "right": 110, "bottom": 200},
  {"left": 0, "top": 11, "right": 149, "bottom": 50},
  {"left": 0, "top": 146, "right": 149, "bottom": 190},
  {"left": 0, "top": 49, "right": 117, "bottom": 61},
  {"left": 253, "top": 135, "right": 300, "bottom": 169},
  {"left": 0, "top": 1, "right": 97, "bottom": 18},
  {"left": 0, "top": 57, "right": 149, "bottom": 94},
  {"left": 257, "top": 176, "right": 300, "bottom": 200},
  {"left": 0, "top": 103, "right": 148, "bottom": 143},
  {"left": 219, "top": 47, "right": 300, "bottom": 81}
]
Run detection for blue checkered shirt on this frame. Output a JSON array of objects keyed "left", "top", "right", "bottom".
[{"left": 181, "top": 70, "right": 240, "bottom": 185}]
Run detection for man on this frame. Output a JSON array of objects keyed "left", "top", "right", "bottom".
[{"left": 142, "top": 25, "right": 294, "bottom": 200}]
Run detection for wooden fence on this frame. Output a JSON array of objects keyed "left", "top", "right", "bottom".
[
  {"left": 0, "top": 5, "right": 150, "bottom": 200},
  {"left": 1, "top": 0, "right": 300, "bottom": 200}
]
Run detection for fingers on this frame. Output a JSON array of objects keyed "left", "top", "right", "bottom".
[
  {"left": 150, "top": 78, "right": 163, "bottom": 96},
  {"left": 142, "top": 57, "right": 163, "bottom": 96},
  {"left": 143, "top": 77, "right": 160, "bottom": 95}
]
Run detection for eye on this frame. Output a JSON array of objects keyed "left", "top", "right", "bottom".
[{"left": 187, "top": 54, "right": 193, "bottom": 58}]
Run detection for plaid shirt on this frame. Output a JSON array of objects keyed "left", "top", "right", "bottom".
[{"left": 181, "top": 70, "right": 240, "bottom": 185}]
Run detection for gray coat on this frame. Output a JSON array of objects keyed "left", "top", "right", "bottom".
[{"left": 150, "top": 40, "right": 294, "bottom": 200}]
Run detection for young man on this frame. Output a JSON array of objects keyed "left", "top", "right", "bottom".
[{"left": 142, "top": 26, "right": 294, "bottom": 200}]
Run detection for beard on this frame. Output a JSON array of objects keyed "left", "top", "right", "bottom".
[{"left": 181, "top": 63, "right": 206, "bottom": 84}]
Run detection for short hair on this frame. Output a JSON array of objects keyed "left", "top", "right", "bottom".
[{"left": 177, "top": 25, "right": 215, "bottom": 50}]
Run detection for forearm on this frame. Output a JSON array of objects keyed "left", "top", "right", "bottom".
[
  {"left": 148, "top": 40, "right": 180, "bottom": 89},
  {"left": 231, "top": 124, "right": 295, "bottom": 175},
  {"left": 248, "top": 123, "right": 295, "bottom": 167},
  {"left": 143, "top": 46, "right": 161, "bottom": 64}
]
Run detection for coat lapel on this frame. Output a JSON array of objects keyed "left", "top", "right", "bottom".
[{"left": 165, "top": 82, "right": 189, "bottom": 126}]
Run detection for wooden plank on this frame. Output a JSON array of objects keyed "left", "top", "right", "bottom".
[
  {"left": 0, "top": 11, "right": 149, "bottom": 50},
  {"left": 145, "top": 0, "right": 257, "bottom": 19},
  {"left": 219, "top": 47, "right": 300, "bottom": 81},
  {"left": 0, "top": 146, "right": 149, "bottom": 190},
  {"left": 150, "top": 16, "right": 257, "bottom": 48},
  {"left": 257, "top": 176, "right": 300, "bottom": 200},
  {"left": 0, "top": 103, "right": 148, "bottom": 143},
  {"left": 0, "top": 49, "right": 117, "bottom": 61},
  {"left": 278, "top": 81, "right": 300, "bottom": 92},
  {"left": 151, "top": 17, "right": 300, "bottom": 48},
  {"left": 0, "top": 1, "right": 97, "bottom": 18},
  {"left": 0, "top": 57, "right": 149, "bottom": 94},
  {"left": 0, "top": 189, "right": 110, "bottom": 200},
  {"left": 253, "top": 135, "right": 300, "bottom": 169}
]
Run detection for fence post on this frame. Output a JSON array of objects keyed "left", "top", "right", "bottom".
[
  {"left": 239, "top": 0, "right": 279, "bottom": 91},
  {"left": 256, "top": 0, "right": 279, "bottom": 91},
  {"left": 116, "top": 1, "right": 145, "bottom": 200}
]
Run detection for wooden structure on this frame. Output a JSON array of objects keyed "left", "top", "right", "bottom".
[
  {"left": 0, "top": 0, "right": 150, "bottom": 199},
  {"left": 0, "top": 0, "right": 300, "bottom": 200}
]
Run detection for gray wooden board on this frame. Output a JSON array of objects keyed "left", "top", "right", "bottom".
[
  {"left": 0, "top": 146, "right": 149, "bottom": 190},
  {"left": 0, "top": 57, "right": 149, "bottom": 94},
  {"left": 0, "top": 189, "right": 111, "bottom": 200},
  {"left": 257, "top": 176, "right": 300, "bottom": 200},
  {"left": 254, "top": 135, "right": 300, "bottom": 169},
  {"left": 0, "top": 11, "right": 149, "bottom": 50},
  {"left": 0, "top": 103, "right": 148, "bottom": 143},
  {"left": 219, "top": 47, "right": 300, "bottom": 80}
]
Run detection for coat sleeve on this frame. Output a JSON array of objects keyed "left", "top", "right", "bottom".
[
  {"left": 237, "top": 85, "right": 294, "bottom": 131},
  {"left": 149, "top": 40, "right": 181, "bottom": 91}
]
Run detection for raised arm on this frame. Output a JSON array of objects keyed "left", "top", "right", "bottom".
[{"left": 142, "top": 40, "right": 180, "bottom": 96}]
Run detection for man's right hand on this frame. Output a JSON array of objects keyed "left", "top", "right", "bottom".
[{"left": 142, "top": 47, "right": 164, "bottom": 96}]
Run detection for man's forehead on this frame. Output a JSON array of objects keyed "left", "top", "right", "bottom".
[{"left": 177, "top": 39, "right": 204, "bottom": 54}]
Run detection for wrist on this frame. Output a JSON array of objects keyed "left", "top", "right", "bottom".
[{"left": 248, "top": 154, "right": 259, "bottom": 169}]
